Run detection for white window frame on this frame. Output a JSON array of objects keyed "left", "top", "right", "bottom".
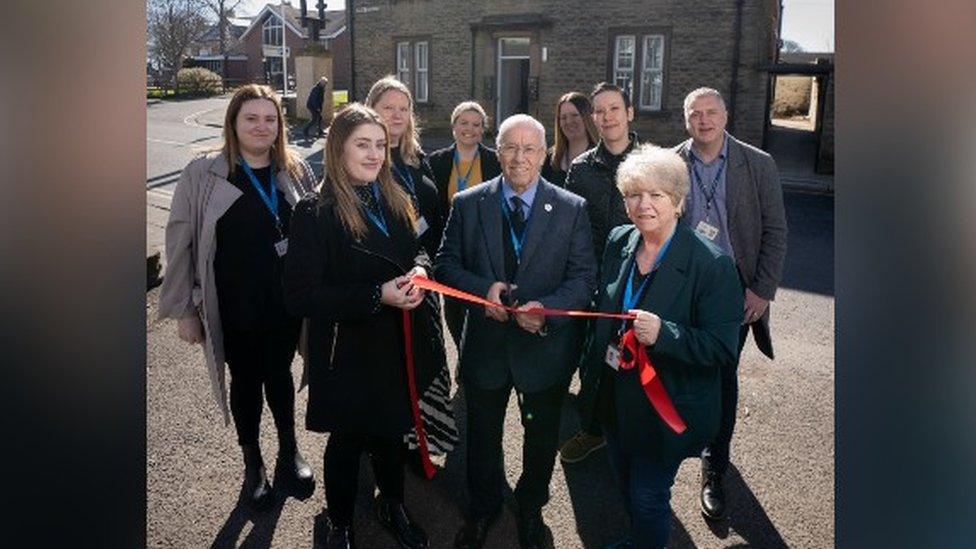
[
  {"left": 262, "top": 15, "right": 282, "bottom": 47},
  {"left": 613, "top": 35, "right": 636, "bottom": 102},
  {"left": 396, "top": 42, "right": 411, "bottom": 87},
  {"left": 639, "top": 35, "right": 665, "bottom": 111},
  {"left": 414, "top": 41, "right": 428, "bottom": 103}
]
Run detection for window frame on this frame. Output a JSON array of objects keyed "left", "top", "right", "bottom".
[
  {"left": 262, "top": 14, "right": 282, "bottom": 47},
  {"left": 607, "top": 27, "right": 671, "bottom": 114},
  {"left": 393, "top": 37, "right": 432, "bottom": 104}
]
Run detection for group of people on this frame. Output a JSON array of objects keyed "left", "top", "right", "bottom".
[{"left": 159, "top": 75, "right": 787, "bottom": 549}]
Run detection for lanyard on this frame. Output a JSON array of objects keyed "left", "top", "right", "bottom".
[
  {"left": 239, "top": 159, "right": 282, "bottom": 232},
  {"left": 690, "top": 155, "right": 726, "bottom": 215},
  {"left": 619, "top": 231, "right": 674, "bottom": 332},
  {"left": 363, "top": 181, "right": 390, "bottom": 237},
  {"left": 391, "top": 162, "right": 417, "bottom": 200},
  {"left": 452, "top": 148, "right": 478, "bottom": 192},
  {"left": 499, "top": 191, "right": 529, "bottom": 261}
]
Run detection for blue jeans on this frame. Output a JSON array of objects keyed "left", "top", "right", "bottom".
[{"left": 605, "top": 433, "right": 681, "bottom": 549}]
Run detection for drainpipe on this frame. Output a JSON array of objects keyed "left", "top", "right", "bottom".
[
  {"left": 348, "top": 0, "right": 356, "bottom": 100},
  {"left": 728, "top": 0, "right": 744, "bottom": 135}
]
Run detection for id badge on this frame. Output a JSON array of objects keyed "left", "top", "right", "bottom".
[
  {"left": 416, "top": 215, "right": 429, "bottom": 237},
  {"left": 274, "top": 238, "right": 289, "bottom": 257},
  {"left": 605, "top": 344, "right": 621, "bottom": 371},
  {"left": 695, "top": 220, "right": 719, "bottom": 241}
]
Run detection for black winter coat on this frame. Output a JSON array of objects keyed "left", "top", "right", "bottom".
[
  {"left": 391, "top": 147, "right": 445, "bottom": 258},
  {"left": 565, "top": 132, "right": 639, "bottom": 262},
  {"left": 283, "top": 189, "right": 446, "bottom": 437},
  {"left": 427, "top": 143, "right": 502, "bottom": 214}
]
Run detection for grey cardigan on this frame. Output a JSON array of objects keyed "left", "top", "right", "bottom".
[{"left": 157, "top": 150, "right": 316, "bottom": 423}]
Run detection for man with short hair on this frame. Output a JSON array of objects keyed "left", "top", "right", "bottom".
[
  {"left": 436, "top": 114, "right": 597, "bottom": 549},
  {"left": 674, "top": 87, "right": 788, "bottom": 521},
  {"left": 559, "top": 82, "right": 640, "bottom": 464},
  {"left": 303, "top": 76, "right": 328, "bottom": 140}
]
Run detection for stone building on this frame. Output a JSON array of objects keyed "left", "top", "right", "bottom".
[{"left": 348, "top": 0, "right": 780, "bottom": 148}]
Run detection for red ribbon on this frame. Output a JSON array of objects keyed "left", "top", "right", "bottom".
[
  {"left": 401, "top": 309, "right": 437, "bottom": 480},
  {"left": 619, "top": 328, "right": 687, "bottom": 434},
  {"left": 408, "top": 275, "right": 686, "bottom": 434}
]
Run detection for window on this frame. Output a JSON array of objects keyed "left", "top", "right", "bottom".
[
  {"left": 262, "top": 15, "right": 282, "bottom": 46},
  {"left": 394, "top": 39, "right": 430, "bottom": 103},
  {"left": 610, "top": 30, "right": 668, "bottom": 111}
]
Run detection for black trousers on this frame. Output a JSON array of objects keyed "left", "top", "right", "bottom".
[
  {"left": 464, "top": 380, "right": 566, "bottom": 520},
  {"left": 324, "top": 432, "right": 406, "bottom": 527},
  {"left": 303, "top": 109, "right": 323, "bottom": 138},
  {"left": 223, "top": 323, "right": 300, "bottom": 447},
  {"left": 700, "top": 325, "right": 750, "bottom": 475}
]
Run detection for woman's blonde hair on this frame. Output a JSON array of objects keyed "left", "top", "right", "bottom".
[
  {"left": 365, "top": 76, "right": 424, "bottom": 168},
  {"left": 616, "top": 145, "right": 690, "bottom": 214},
  {"left": 550, "top": 91, "right": 598, "bottom": 169},
  {"left": 321, "top": 103, "right": 416, "bottom": 241},
  {"left": 221, "top": 84, "right": 301, "bottom": 182},
  {"left": 451, "top": 101, "right": 489, "bottom": 128}
]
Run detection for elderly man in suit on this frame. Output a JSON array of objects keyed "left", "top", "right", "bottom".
[
  {"left": 674, "top": 87, "right": 788, "bottom": 521},
  {"left": 436, "top": 114, "right": 597, "bottom": 549}
]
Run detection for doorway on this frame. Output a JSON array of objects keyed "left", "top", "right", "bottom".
[{"left": 496, "top": 37, "right": 530, "bottom": 123}]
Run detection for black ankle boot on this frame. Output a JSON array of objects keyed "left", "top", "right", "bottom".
[
  {"left": 241, "top": 443, "right": 273, "bottom": 509},
  {"left": 374, "top": 496, "right": 428, "bottom": 549},
  {"left": 277, "top": 430, "right": 314, "bottom": 484}
]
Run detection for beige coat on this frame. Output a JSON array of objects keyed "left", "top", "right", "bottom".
[{"left": 157, "top": 150, "right": 316, "bottom": 424}]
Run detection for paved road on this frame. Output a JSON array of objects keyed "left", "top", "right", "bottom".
[{"left": 147, "top": 97, "right": 834, "bottom": 548}]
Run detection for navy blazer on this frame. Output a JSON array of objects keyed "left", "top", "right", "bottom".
[
  {"left": 579, "top": 224, "right": 742, "bottom": 463},
  {"left": 434, "top": 175, "right": 597, "bottom": 392}
]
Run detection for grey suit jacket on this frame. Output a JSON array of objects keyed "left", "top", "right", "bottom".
[
  {"left": 434, "top": 176, "right": 598, "bottom": 392},
  {"left": 674, "top": 133, "right": 788, "bottom": 359}
]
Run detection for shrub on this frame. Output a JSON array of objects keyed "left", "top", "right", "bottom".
[{"left": 176, "top": 67, "right": 222, "bottom": 96}]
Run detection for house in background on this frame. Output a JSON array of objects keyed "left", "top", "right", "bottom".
[
  {"left": 185, "top": 1, "right": 350, "bottom": 92},
  {"left": 348, "top": 0, "right": 780, "bottom": 148}
]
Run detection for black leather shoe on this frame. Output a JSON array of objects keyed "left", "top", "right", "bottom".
[
  {"left": 278, "top": 448, "right": 314, "bottom": 484},
  {"left": 374, "top": 497, "right": 428, "bottom": 549},
  {"left": 516, "top": 512, "right": 551, "bottom": 549},
  {"left": 241, "top": 444, "right": 273, "bottom": 510},
  {"left": 700, "top": 470, "right": 726, "bottom": 520},
  {"left": 453, "top": 512, "right": 499, "bottom": 549}
]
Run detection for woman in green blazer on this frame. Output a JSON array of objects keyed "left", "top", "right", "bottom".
[{"left": 579, "top": 145, "right": 742, "bottom": 548}]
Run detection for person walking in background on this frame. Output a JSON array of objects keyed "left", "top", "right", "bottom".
[
  {"left": 284, "top": 103, "right": 445, "bottom": 549},
  {"left": 673, "top": 87, "right": 788, "bottom": 522},
  {"left": 304, "top": 76, "right": 328, "bottom": 141},
  {"left": 158, "top": 84, "right": 317, "bottom": 510},
  {"left": 578, "top": 144, "right": 742, "bottom": 548},
  {"left": 560, "top": 81, "right": 641, "bottom": 465},
  {"left": 436, "top": 114, "right": 596, "bottom": 549},
  {"left": 541, "top": 92, "right": 598, "bottom": 187},
  {"left": 427, "top": 101, "right": 502, "bottom": 348}
]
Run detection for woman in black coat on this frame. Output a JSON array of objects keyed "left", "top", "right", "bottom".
[
  {"left": 426, "top": 101, "right": 502, "bottom": 349},
  {"left": 284, "top": 103, "right": 445, "bottom": 549}
]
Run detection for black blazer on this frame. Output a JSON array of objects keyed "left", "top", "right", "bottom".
[
  {"left": 283, "top": 188, "right": 446, "bottom": 437},
  {"left": 579, "top": 224, "right": 742, "bottom": 463},
  {"left": 434, "top": 176, "right": 597, "bottom": 392},
  {"left": 427, "top": 142, "right": 502, "bottom": 214},
  {"left": 392, "top": 147, "right": 444, "bottom": 259}
]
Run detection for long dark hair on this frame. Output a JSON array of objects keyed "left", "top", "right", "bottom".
[
  {"left": 221, "top": 84, "right": 301, "bottom": 181},
  {"left": 550, "top": 91, "right": 598, "bottom": 169}
]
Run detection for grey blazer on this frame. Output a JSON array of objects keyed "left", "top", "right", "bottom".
[
  {"left": 674, "top": 133, "right": 788, "bottom": 359},
  {"left": 434, "top": 176, "right": 598, "bottom": 392}
]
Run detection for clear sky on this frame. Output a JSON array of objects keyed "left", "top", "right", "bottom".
[{"left": 234, "top": 0, "right": 832, "bottom": 53}]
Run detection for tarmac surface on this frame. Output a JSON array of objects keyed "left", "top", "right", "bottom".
[{"left": 147, "top": 96, "right": 834, "bottom": 548}]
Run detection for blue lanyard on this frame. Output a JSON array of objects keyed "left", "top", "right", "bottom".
[
  {"left": 690, "top": 155, "right": 726, "bottom": 214},
  {"left": 619, "top": 231, "right": 675, "bottom": 331},
  {"left": 453, "top": 148, "right": 478, "bottom": 192},
  {"left": 363, "top": 181, "right": 390, "bottom": 237},
  {"left": 391, "top": 162, "right": 417, "bottom": 200},
  {"left": 239, "top": 159, "right": 281, "bottom": 230},
  {"left": 499, "top": 191, "right": 529, "bottom": 261}
]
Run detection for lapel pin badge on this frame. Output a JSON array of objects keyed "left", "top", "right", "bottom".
[{"left": 544, "top": 203, "right": 552, "bottom": 212}]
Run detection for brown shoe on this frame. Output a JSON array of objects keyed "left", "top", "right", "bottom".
[{"left": 558, "top": 431, "right": 606, "bottom": 464}]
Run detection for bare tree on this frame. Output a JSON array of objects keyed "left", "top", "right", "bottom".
[
  {"left": 147, "top": 0, "right": 208, "bottom": 84},
  {"left": 781, "top": 39, "right": 805, "bottom": 54},
  {"left": 199, "top": 0, "right": 245, "bottom": 81}
]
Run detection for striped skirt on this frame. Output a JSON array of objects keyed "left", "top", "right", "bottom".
[{"left": 404, "top": 364, "right": 458, "bottom": 464}]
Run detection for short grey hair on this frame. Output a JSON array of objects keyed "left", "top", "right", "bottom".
[
  {"left": 683, "top": 87, "right": 726, "bottom": 121},
  {"left": 496, "top": 114, "right": 546, "bottom": 148},
  {"left": 616, "top": 145, "right": 690, "bottom": 211}
]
